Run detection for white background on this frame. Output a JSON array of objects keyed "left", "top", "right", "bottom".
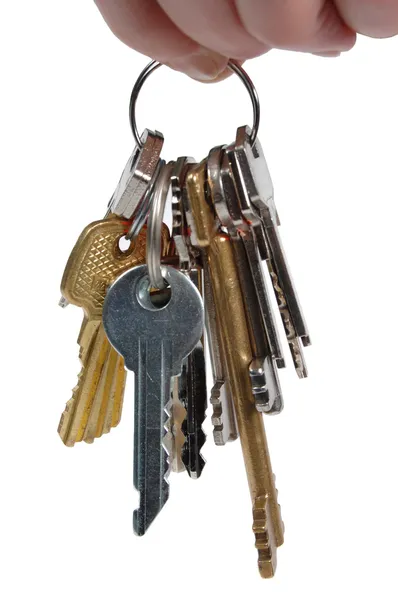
[{"left": 1, "top": 1, "right": 398, "bottom": 598}]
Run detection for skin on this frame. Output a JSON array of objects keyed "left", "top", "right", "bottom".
[{"left": 95, "top": 0, "right": 398, "bottom": 81}]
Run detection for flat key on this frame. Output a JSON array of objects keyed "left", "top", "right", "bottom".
[
  {"left": 218, "top": 149, "right": 285, "bottom": 370},
  {"left": 227, "top": 127, "right": 311, "bottom": 377},
  {"left": 187, "top": 168, "right": 284, "bottom": 578},
  {"left": 103, "top": 265, "right": 204, "bottom": 535},
  {"left": 109, "top": 129, "right": 164, "bottom": 219},
  {"left": 185, "top": 162, "right": 238, "bottom": 445},
  {"left": 210, "top": 148, "right": 284, "bottom": 414},
  {"left": 58, "top": 217, "right": 170, "bottom": 446}
]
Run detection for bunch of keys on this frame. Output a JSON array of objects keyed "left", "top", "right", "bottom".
[{"left": 58, "top": 60, "right": 311, "bottom": 579}]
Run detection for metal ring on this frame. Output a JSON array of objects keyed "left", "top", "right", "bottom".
[
  {"left": 130, "top": 60, "right": 260, "bottom": 149},
  {"left": 147, "top": 161, "right": 175, "bottom": 289},
  {"left": 125, "top": 158, "right": 165, "bottom": 241}
]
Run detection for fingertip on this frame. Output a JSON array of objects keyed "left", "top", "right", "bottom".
[{"left": 166, "top": 49, "right": 229, "bottom": 82}]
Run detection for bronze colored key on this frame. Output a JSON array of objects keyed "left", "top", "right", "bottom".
[
  {"left": 58, "top": 217, "right": 171, "bottom": 446},
  {"left": 186, "top": 162, "right": 284, "bottom": 578}
]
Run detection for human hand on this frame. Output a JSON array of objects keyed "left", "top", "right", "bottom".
[{"left": 95, "top": 1, "right": 398, "bottom": 81}]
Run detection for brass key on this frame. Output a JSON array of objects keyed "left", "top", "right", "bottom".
[
  {"left": 186, "top": 162, "right": 284, "bottom": 578},
  {"left": 58, "top": 217, "right": 171, "bottom": 446}
]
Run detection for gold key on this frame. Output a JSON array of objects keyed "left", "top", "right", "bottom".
[
  {"left": 58, "top": 216, "right": 171, "bottom": 446},
  {"left": 186, "top": 162, "right": 284, "bottom": 578}
]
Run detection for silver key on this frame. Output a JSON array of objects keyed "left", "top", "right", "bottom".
[
  {"left": 109, "top": 129, "right": 164, "bottom": 219},
  {"left": 217, "top": 148, "right": 285, "bottom": 370},
  {"left": 103, "top": 264, "right": 204, "bottom": 535},
  {"left": 208, "top": 148, "right": 283, "bottom": 414},
  {"left": 227, "top": 126, "right": 311, "bottom": 378}
]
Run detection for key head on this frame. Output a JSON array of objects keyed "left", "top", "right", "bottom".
[
  {"left": 103, "top": 265, "right": 204, "bottom": 375},
  {"left": 109, "top": 129, "right": 164, "bottom": 218},
  {"left": 61, "top": 217, "right": 170, "bottom": 319},
  {"left": 229, "top": 126, "right": 277, "bottom": 227}
]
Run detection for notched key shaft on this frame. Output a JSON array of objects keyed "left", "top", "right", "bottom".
[{"left": 103, "top": 265, "right": 204, "bottom": 535}]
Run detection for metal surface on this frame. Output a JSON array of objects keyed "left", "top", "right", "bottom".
[
  {"left": 205, "top": 234, "right": 284, "bottom": 578},
  {"left": 58, "top": 217, "right": 170, "bottom": 446},
  {"left": 103, "top": 265, "right": 204, "bottom": 535},
  {"left": 109, "top": 128, "right": 164, "bottom": 219},
  {"left": 171, "top": 157, "right": 196, "bottom": 270},
  {"left": 129, "top": 60, "right": 260, "bottom": 149},
  {"left": 208, "top": 149, "right": 283, "bottom": 413},
  {"left": 185, "top": 162, "right": 238, "bottom": 444},
  {"left": 202, "top": 257, "right": 238, "bottom": 445},
  {"left": 220, "top": 150, "right": 285, "bottom": 370},
  {"left": 147, "top": 161, "right": 175, "bottom": 289},
  {"left": 186, "top": 171, "right": 284, "bottom": 578},
  {"left": 227, "top": 126, "right": 311, "bottom": 378},
  {"left": 126, "top": 158, "right": 165, "bottom": 241},
  {"left": 180, "top": 343, "right": 207, "bottom": 478},
  {"left": 169, "top": 377, "right": 187, "bottom": 474},
  {"left": 178, "top": 268, "right": 207, "bottom": 478}
]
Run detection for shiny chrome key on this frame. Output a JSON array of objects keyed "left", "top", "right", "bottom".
[
  {"left": 227, "top": 126, "right": 311, "bottom": 378},
  {"left": 109, "top": 129, "right": 164, "bottom": 219},
  {"left": 208, "top": 148, "right": 283, "bottom": 414},
  {"left": 103, "top": 264, "right": 204, "bottom": 535}
]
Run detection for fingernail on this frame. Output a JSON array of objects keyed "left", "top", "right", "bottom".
[
  {"left": 313, "top": 51, "right": 342, "bottom": 58},
  {"left": 169, "top": 50, "right": 227, "bottom": 82}
]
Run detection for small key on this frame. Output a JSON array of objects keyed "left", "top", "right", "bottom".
[
  {"left": 58, "top": 217, "right": 170, "bottom": 446},
  {"left": 103, "top": 265, "right": 204, "bottom": 535},
  {"left": 227, "top": 127, "right": 311, "bottom": 378},
  {"left": 109, "top": 129, "right": 164, "bottom": 219},
  {"left": 186, "top": 168, "right": 284, "bottom": 578}
]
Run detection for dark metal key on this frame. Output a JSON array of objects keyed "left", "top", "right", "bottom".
[{"left": 103, "top": 264, "right": 204, "bottom": 535}]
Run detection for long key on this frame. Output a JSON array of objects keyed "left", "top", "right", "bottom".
[
  {"left": 103, "top": 265, "right": 204, "bottom": 535},
  {"left": 218, "top": 149, "right": 285, "bottom": 370},
  {"left": 227, "top": 127, "right": 311, "bottom": 377},
  {"left": 58, "top": 217, "right": 170, "bottom": 446},
  {"left": 185, "top": 162, "right": 238, "bottom": 445},
  {"left": 209, "top": 148, "right": 284, "bottom": 414},
  {"left": 187, "top": 165, "right": 284, "bottom": 578}
]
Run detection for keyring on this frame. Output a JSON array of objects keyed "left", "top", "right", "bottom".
[
  {"left": 147, "top": 160, "right": 175, "bottom": 289},
  {"left": 129, "top": 60, "right": 260, "bottom": 150}
]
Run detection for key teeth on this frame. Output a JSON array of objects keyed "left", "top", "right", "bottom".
[
  {"left": 252, "top": 495, "right": 278, "bottom": 579},
  {"left": 163, "top": 396, "right": 174, "bottom": 480}
]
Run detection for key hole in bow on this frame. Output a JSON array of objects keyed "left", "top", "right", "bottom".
[
  {"left": 137, "top": 275, "right": 172, "bottom": 311},
  {"left": 118, "top": 235, "right": 132, "bottom": 253}
]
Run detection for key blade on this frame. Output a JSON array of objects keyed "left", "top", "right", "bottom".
[
  {"left": 180, "top": 343, "right": 207, "bottom": 479},
  {"left": 133, "top": 339, "right": 172, "bottom": 536},
  {"left": 202, "top": 256, "right": 238, "bottom": 444}
]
